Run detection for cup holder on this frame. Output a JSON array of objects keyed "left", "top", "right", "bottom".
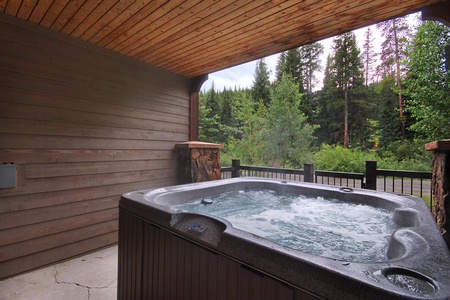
[{"left": 384, "top": 268, "right": 436, "bottom": 296}]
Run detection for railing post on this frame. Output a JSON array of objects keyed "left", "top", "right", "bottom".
[
  {"left": 304, "top": 163, "right": 314, "bottom": 183},
  {"left": 232, "top": 159, "right": 241, "bottom": 178},
  {"left": 366, "top": 160, "right": 377, "bottom": 190}
]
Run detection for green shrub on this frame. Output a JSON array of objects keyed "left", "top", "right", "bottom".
[
  {"left": 313, "top": 144, "right": 431, "bottom": 173},
  {"left": 313, "top": 145, "right": 377, "bottom": 173}
]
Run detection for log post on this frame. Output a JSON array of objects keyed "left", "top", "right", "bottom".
[{"left": 425, "top": 140, "right": 450, "bottom": 249}]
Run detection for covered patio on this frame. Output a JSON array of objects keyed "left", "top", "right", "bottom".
[{"left": 1, "top": 0, "right": 449, "bottom": 296}]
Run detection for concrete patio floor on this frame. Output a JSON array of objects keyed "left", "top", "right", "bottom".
[{"left": 0, "top": 245, "right": 117, "bottom": 300}]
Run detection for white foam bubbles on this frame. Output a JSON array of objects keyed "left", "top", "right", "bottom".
[{"left": 173, "top": 189, "right": 399, "bottom": 262}]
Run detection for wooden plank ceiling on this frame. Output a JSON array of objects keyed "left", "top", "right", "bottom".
[{"left": 0, "top": 0, "right": 447, "bottom": 78}]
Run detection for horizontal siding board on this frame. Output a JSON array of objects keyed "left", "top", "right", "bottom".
[
  {"left": 0, "top": 16, "right": 190, "bottom": 99},
  {"left": 0, "top": 50, "right": 189, "bottom": 108},
  {"left": 25, "top": 159, "right": 178, "bottom": 179},
  {"left": 1, "top": 75, "right": 189, "bottom": 117},
  {"left": 0, "top": 149, "right": 177, "bottom": 164},
  {"left": 0, "top": 102, "right": 188, "bottom": 134},
  {"left": 0, "top": 196, "right": 118, "bottom": 230},
  {"left": 0, "top": 231, "right": 118, "bottom": 279},
  {"left": 0, "top": 15, "right": 189, "bottom": 279},
  {"left": 0, "top": 116, "right": 188, "bottom": 141},
  {"left": 0, "top": 133, "right": 184, "bottom": 150},
  {"left": 0, "top": 167, "right": 178, "bottom": 197},
  {"left": 0, "top": 86, "right": 189, "bottom": 124},
  {"left": 0, "top": 177, "right": 178, "bottom": 214},
  {"left": 0, "top": 208, "right": 118, "bottom": 247},
  {"left": 0, "top": 220, "right": 118, "bottom": 261}
]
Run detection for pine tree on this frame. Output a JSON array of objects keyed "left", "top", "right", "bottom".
[
  {"left": 204, "top": 82, "right": 219, "bottom": 119},
  {"left": 298, "top": 42, "right": 324, "bottom": 122},
  {"left": 316, "top": 55, "right": 342, "bottom": 145},
  {"left": 362, "top": 27, "right": 377, "bottom": 86},
  {"left": 331, "top": 32, "right": 364, "bottom": 148},
  {"left": 275, "top": 49, "right": 304, "bottom": 92},
  {"left": 262, "top": 75, "right": 315, "bottom": 167},
  {"left": 377, "top": 17, "right": 411, "bottom": 140},
  {"left": 299, "top": 42, "right": 324, "bottom": 94},
  {"left": 251, "top": 59, "right": 271, "bottom": 106}
]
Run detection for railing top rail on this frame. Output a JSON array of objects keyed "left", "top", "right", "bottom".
[
  {"left": 315, "top": 170, "right": 364, "bottom": 179},
  {"left": 239, "top": 165, "right": 305, "bottom": 175},
  {"left": 376, "top": 169, "right": 432, "bottom": 179}
]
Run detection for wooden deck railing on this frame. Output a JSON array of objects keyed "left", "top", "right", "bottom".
[{"left": 221, "top": 159, "right": 433, "bottom": 209}]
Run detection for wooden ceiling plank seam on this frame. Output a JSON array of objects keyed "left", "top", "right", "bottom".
[
  {"left": 17, "top": 0, "right": 37, "bottom": 20},
  {"left": 5, "top": 0, "right": 21, "bottom": 15},
  {"left": 60, "top": 0, "right": 103, "bottom": 35},
  {"left": 95, "top": 0, "right": 168, "bottom": 48},
  {"left": 49, "top": 0, "right": 85, "bottom": 30},
  {"left": 28, "top": 0, "right": 53, "bottom": 24},
  {"left": 131, "top": 0, "right": 275, "bottom": 61},
  {"left": 179, "top": 2, "right": 428, "bottom": 77},
  {"left": 80, "top": 0, "right": 135, "bottom": 42},
  {"left": 133, "top": 0, "right": 254, "bottom": 60},
  {"left": 155, "top": 0, "right": 426, "bottom": 74},
  {"left": 172, "top": 0, "right": 442, "bottom": 77},
  {"left": 147, "top": 0, "right": 320, "bottom": 60},
  {"left": 147, "top": 0, "right": 321, "bottom": 67},
  {"left": 179, "top": 18, "right": 408, "bottom": 76},
  {"left": 41, "top": 0, "right": 71, "bottom": 28},
  {"left": 151, "top": 0, "right": 334, "bottom": 70},
  {"left": 135, "top": 1, "right": 276, "bottom": 66},
  {"left": 127, "top": 0, "right": 229, "bottom": 58},
  {"left": 110, "top": 0, "right": 195, "bottom": 53},
  {"left": 122, "top": 0, "right": 216, "bottom": 58},
  {"left": 155, "top": 0, "right": 406, "bottom": 73},
  {"left": 70, "top": 0, "right": 120, "bottom": 38},
  {"left": 182, "top": 0, "right": 372, "bottom": 62},
  {"left": 87, "top": 0, "right": 155, "bottom": 45}
]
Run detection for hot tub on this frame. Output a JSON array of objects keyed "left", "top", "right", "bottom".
[{"left": 118, "top": 177, "right": 450, "bottom": 300}]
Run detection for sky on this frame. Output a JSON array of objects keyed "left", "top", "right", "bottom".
[{"left": 200, "top": 13, "right": 420, "bottom": 93}]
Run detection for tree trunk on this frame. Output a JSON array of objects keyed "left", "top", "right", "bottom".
[
  {"left": 393, "top": 19, "right": 405, "bottom": 140},
  {"left": 343, "top": 87, "right": 349, "bottom": 148}
]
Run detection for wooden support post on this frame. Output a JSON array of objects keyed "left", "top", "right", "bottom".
[
  {"left": 422, "top": 1, "right": 450, "bottom": 27},
  {"left": 426, "top": 140, "right": 450, "bottom": 249},
  {"left": 189, "top": 75, "right": 208, "bottom": 141},
  {"left": 365, "top": 160, "right": 377, "bottom": 190},
  {"left": 304, "top": 163, "right": 314, "bottom": 183}
]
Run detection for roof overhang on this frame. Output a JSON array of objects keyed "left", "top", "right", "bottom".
[{"left": 1, "top": 0, "right": 448, "bottom": 78}]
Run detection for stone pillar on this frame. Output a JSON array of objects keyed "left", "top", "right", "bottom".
[
  {"left": 425, "top": 140, "right": 450, "bottom": 249},
  {"left": 176, "top": 141, "right": 224, "bottom": 184}
]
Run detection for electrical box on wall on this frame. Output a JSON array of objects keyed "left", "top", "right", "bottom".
[{"left": 0, "top": 164, "right": 17, "bottom": 188}]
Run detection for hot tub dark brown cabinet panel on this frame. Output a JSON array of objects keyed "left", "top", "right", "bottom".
[
  {"left": 118, "top": 210, "right": 320, "bottom": 300},
  {"left": 119, "top": 178, "right": 450, "bottom": 300}
]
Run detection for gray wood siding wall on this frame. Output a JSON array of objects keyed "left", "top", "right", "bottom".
[{"left": 0, "top": 14, "right": 190, "bottom": 279}]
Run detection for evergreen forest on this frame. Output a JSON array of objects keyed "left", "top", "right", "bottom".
[{"left": 198, "top": 19, "right": 450, "bottom": 172}]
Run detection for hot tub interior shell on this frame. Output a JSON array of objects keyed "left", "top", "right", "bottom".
[{"left": 118, "top": 178, "right": 450, "bottom": 300}]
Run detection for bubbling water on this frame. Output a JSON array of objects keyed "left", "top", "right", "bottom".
[{"left": 173, "top": 189, "right": 399, "bottom": 262}]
